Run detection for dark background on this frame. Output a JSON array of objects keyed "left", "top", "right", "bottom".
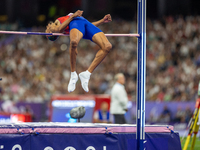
[{"left": 0, "top": 0, "right": 200, "bottom": 27}]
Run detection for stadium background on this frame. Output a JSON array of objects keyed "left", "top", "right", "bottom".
[{"left": 0, "top": 0, "right": 200, "bottom": 135}]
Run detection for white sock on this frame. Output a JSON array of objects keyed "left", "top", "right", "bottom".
[
  {"left": 68, "top": 71, "right": 78, "bottom": 93},
  {"left": 79, "top": 70, "right": 91, "bottom": 92}
]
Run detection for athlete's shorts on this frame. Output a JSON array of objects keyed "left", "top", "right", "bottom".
[{"left": 69, "top": 17, "right": 102, "bottom": 41}]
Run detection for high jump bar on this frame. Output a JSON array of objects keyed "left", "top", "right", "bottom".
[{"left": 0, "top": 30, "right": 140, "bottom": 37}]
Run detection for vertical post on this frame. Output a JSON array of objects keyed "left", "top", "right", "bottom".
[{"left": 136, "top": 0, "right": 146, "bottom": 150}]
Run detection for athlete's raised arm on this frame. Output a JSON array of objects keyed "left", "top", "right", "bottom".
[{"left": 92, "top": 14, "right": 112, "bottom": 27}]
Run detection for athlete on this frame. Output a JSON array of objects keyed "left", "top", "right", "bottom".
[{"left": 45, "top": 10, "right": 112, "bottom": 93}]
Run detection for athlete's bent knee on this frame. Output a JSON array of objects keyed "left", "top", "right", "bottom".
[
  {"left": 70, "top": 39, "right": 78, "bottom": 48},
  {"left": 104, "top": 42, "right": 112, "bottom": 53}
]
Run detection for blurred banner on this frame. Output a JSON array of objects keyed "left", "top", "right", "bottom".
[
  {"left": 0, "top": 113, "right": 32, "bottom": 123},
  {"left": 0, "top": 98, "right": 196, "bottom": 125},
  {"left": 50, "top": 94, "right": 133, "bottom": 123},
  {"left": 0, "top": 101, "right": 47, "bottom": 122}
]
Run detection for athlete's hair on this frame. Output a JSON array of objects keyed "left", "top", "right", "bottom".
[{"left": 47, "top": 36, "right": 59, "bottom": 41}]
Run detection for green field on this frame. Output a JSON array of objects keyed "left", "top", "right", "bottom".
[{"left": 181, "top": 137, "right": 200, "bottom": 150}]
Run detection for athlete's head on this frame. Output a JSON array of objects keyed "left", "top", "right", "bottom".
[
  {"left": 45, "top": 21, "right": 60, "bottom": 41},
  {"left": 46, "top": 35, "right": 59, "bottom": 41}
]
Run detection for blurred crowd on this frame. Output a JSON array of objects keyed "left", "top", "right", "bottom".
[
  {"left": 0, "top": 15, "right": 200, "bottom": 102},
  {"left": 149, "top": 105, "right": 193, "bottom": 124}
]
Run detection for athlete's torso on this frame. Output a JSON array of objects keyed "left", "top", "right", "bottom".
[{"left": 57, "top": 13, "right": 73, "bottom": 34}]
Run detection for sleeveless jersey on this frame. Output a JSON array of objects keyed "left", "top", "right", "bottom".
[{"left": 57, "top": 13, "right": 73, "bottom": 34}]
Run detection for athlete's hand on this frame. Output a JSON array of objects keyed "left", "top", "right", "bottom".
[
  {"left": 72, "top": 10, "right": 83, "bottom": 18},
  {"left": 103, "top": 14, "right": 112, "bottom": 23}
]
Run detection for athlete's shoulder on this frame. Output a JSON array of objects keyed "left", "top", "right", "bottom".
[
  {"left": 58, "top": 13, "right": 73, "bottom": 20},
  {"left": 57, "top": 14, "right": 73, "bottom": 23},
  {"left": 67, "top": 13, "right": 74, "bottom": 17}
]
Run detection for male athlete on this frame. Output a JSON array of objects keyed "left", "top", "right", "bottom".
[{"left": 46, "top": 10, "right": 112, "bottom": 93}]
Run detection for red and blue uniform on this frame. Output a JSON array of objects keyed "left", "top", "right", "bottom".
[
  {"left": 57, "top": 15, "right": 71, "bottom": 34},
  {"left": 57, "top": 14, "right": 102, "bottom": 41}
]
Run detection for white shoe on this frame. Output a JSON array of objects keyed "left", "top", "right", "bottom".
[
  {"left": 79, "top": 71, "right": 91, "bottom": 92},
  {"left": 68, "top": 72, "right": 78, "bottom": 93}
]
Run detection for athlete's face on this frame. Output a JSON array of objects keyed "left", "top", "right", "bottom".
[{"left": 46, "top": 20, "right": 60, "bottom": 33}]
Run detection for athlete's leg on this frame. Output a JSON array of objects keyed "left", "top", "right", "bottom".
[
  {"left": 79, "top": 32, "right": 112, "bottom": 92},
  {"left": 69, "top": 28, "right": 83, "bottom": 72},
  {"left": 68, "top": 28, "right": 83, "bottom": 93},
  {"left": 88, "top": 32, "right": 112, "bottom": 72}
]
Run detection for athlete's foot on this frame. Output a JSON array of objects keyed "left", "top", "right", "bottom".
[
  {"left": 79, "top": 70, "right": 91, "bottom": 92},
  {"left": 68, "top": 71, "right": 78, "bottom": 93}
]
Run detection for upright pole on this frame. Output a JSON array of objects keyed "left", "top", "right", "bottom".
[{"left": 136, "top": 0, "right": 146, "bottom": 150}]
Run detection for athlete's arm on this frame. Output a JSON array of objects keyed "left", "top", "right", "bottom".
[
  {"left": 58, "top": 10, "right": 83, "bottom": 32},
  {"left": 48, "top": 10, "right": 83, "bottom": 33},
  {"left": 92, "top": 14, "right": 112, "bottom": 27}
]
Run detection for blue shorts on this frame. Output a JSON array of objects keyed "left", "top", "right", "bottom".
[{"left": 69, "top": 17, "right": 102, "bottom": 41}]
